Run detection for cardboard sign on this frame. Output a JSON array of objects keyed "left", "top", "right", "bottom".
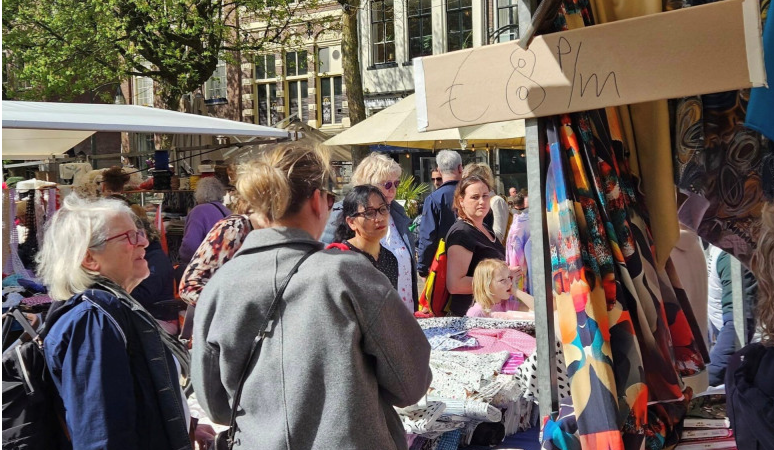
[{"left": 415, "top": 0, "right": 766, "bottom": 131}]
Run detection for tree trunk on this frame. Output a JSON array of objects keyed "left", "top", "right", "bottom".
[
  {"left": 156, "top": 82, "right": 183, "bottom": 151},
  {"left": 341, "top": 0, "right": 370, "bottom": 166}
]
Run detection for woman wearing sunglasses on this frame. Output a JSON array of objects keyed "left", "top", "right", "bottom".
[
  {"left": 321, "top": 152, "right": 419, "bottom": 313},
  {"left": 36, "top": 195, "right": 195, "bottom": 449},
  {"left": 330, "top": 185, "right": 399, "bottom": 290}
]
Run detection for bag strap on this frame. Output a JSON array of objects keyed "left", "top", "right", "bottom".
[{"left": 224, "top": 249, "right": 315, "bottom": 449}]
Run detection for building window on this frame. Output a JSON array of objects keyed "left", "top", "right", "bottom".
[
  {"left": 131, "top": 133, "right": 156, "bottom": 153},
  {"left": 285, "top": 51, "right": 308, "bottom": 77},
  {"left": 320, "top": 76, "right": 344, "bottom": 125},
  {"left": 255, "top": 54, "right": 276, "bottom": 79},
  {"left": 446, "top": 0, "right": 472, "bottom": 52},
  {"left": 256, "top": 83, "right": 279, "bottom": 126},
  {"left": 407, "top": 0, "right": 432, "bottom": 59},
  {"left": 496, "top": 0, "right": 518, "bottom": 42},
  {"left": 371, "top": 0, "right": 395, "bottom": 64},
  {"left": 288, "top": 80, "right": 309, "bottom": 122},
  {"left": 205, "top": 60, "right": 227, "bottom": 101},
  {"left": 133, "top": 76, "right": 154, "bottom": 107}
]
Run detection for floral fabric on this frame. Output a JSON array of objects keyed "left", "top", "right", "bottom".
[{"left": 178, "top": 214, "right": 252, "bottom": 305}]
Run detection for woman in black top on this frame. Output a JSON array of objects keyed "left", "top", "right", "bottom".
[
  {"left": 332, "top": 185, "right": 399, "bottom": 289},
  {"left": 445, "top": 175, "right": 506, "bottom": 316}
]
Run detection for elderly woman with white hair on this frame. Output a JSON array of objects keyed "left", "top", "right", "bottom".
[
  {"left": 178, "top": 177, "right": 231, "bottom": 264},
  {"left": 321, "top": 153, "right": 419, "bottom": 312},
  {"left": 35, "top": 195, "right": 195, "bottom": 450}
]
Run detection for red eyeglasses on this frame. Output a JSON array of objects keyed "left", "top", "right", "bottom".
[
  {"left": 92, "top": 229, "right": 147, "bottom": 247},
  {"left": 382, "top": 179, "right": 401, "bottom": 190}
]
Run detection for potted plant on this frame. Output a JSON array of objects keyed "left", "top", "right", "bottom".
[{"left": 395, "top": 174, "right": 429, "bottom": 219}]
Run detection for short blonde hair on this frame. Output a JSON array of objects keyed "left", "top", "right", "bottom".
[
  {"left": 36, "top": 195, "right": 134, "bottom": 301},
  {"left": 753, "top": 202, "right": 774, "bottom": 345},
  {"left": 351, "top": 152, "right": 401, "bottom": 186},
  {"left": 462, "top": 163, "right": 495, "bottom": 191},
  {"left": 472, "top": 258, "right": 509, "bottom": 313},
  {"left": 236, "top": 143, "right": 333, "bottom": 222}
]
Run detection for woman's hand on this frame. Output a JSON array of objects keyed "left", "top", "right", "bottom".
[{"left": 194, "top": 423, "right": 216, "bottom": 450}]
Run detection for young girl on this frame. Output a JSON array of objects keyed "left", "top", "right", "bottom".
[{"left": 467, "top": 258, "right": 534, "bottom": 318}]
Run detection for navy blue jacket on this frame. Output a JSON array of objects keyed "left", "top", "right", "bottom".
[
  {"left": 416, "top": 180, "right": 459, "bottom": 277},
  {"left": 726, "top": 342, "right": 774, "bottom": 449},
  {"left": 44, "top": 282, "right": 191, "bottom": 450},
  {"left": 131, "top": 240, "right": 178, "bottom": 321}
]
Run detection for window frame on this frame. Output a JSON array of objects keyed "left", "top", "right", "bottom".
[
  {"left": 371, "top": 0, "right": 396, "bottom": 65},
  {"left": 132, "top": 76, "right": 154, "bottom": 107},
  {"left": 204, "top": 60, "right": 227, "bottom": 102},
  {"left": 495, "top": 0, "right": 518, "bottom": 43},
  {"left": 406, "top": 0, "right": 433, "bottom": 60},
  {"left": 445, "top": 0, "right": 473, "bottom": 52},
  {"left": 319, "top": 75, "right": 344, "bottom": 126}
]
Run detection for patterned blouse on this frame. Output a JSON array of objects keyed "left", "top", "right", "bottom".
[
  {"left": 381, "top": 215, "right": 414, "bottom": 313},
  {"left": 178, "top": 214, "right": 253, "bottom": 305}
]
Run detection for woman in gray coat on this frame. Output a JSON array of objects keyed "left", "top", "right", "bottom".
[{"left": 191, "top": 144, "right": 432, "bottom": 450}]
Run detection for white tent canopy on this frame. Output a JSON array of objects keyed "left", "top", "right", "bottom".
[{"left": 2, "top": 101, "right": 290, "bottom": 160}]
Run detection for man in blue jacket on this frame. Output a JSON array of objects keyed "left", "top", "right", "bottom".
[{"left": 417, "top": 150, "right": 462, "bottom": 277}]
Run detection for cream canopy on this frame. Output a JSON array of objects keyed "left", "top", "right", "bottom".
[{"left": 323, "top": 94, "right": 525, "bottom": 150}]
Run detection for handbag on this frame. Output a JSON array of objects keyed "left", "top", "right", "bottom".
[
  {"left": 416, "top": 238, "right": 451, "bottom": 317},
  {"left": 213, "top": 249, "right": 315, "bottom": 450}
]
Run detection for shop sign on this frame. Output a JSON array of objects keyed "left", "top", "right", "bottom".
[{"left": 415, "top": 0, "right": 766, "bottom": 131}]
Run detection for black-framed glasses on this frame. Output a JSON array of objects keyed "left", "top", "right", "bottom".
[
  {"left": 92, "top": 229, "right": 147, "bottom": 247},
  {"left": 382, "top": 179, "right": 401, "bottom": 190},
  {"left": 432, "top": 177, "right": 443, "bottom": 183},
  {"left": 351, "top": 205, "right": 390, "bottom": 220}
]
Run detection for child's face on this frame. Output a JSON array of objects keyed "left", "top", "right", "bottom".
[{"left": 491, "top": 267, "right": 513, "bottom": 301}]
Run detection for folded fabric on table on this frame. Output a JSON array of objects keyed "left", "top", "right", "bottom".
[
  {"left": 418, "top": 317, "right": 535, "bottom": 335},
  {"left": 429, "top": 350, "right": 510, "bottom": 399},
  {"left": 428, "top": 397, "right": 502, "bottom": 422},
  {"left": 516, "top": 340, "right": 570, "bottom": 403},
  {"left": 459, "top": 328, "right": 536, "bottom": 356},
  {"left": 423, "top": 327, "right": 479, "bottom": 351},
  {"left": 501, "top": 352, "right": 526, "bottom": 374}
]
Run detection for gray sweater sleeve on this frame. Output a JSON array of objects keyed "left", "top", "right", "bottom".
[{"left": 361, "top": 288, "right": 433, "bottom": 407}]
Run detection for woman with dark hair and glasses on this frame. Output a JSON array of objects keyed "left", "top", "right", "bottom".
[
  {"left": 321, "top": 152, "right": 419, "bottom": 312},
  {"left": 330, "top": 185, "right": 399, "bottom": 289}
]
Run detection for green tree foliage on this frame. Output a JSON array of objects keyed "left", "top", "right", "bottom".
[{"left": 3, "top": 0, "right": 321, "bottom": 109}]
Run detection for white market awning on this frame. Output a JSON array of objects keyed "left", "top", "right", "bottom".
[{"left": 1, "top": 101, "right": 290, "bottom": 160}]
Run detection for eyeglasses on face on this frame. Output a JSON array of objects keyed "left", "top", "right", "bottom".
[
  {"left": 351, "top": 205, "right": 390, "bottom": 220},
  {"left": 382, "top": 179, "right": 401, "bottom": 191},
  {"left": 93, "top": 229, "right": 147, "bottom": 247},
  {"left": 432, "top": 177, "right": 443, "bottom": 183}
]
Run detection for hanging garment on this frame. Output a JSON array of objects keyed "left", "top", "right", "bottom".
[
  {"left": 558, "top": 113, "right": 649, "bottom": 440},
  {"left": 545, "top": 117, "right": 624, "bottom": 450},
  {"left": 745, "top": 0, "right": 773, "bottom": 141}
]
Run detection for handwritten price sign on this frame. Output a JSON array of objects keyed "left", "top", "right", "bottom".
[{"left": 416, "top": 0, "right": 765, "bottom": 131}]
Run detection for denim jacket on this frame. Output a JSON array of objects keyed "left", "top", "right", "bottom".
[{"left": 44, "top": 280, "right": 192, "bottom": 450}]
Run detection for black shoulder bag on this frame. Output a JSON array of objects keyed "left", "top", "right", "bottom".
[{"left": 214, "top": 249, "right": 315, "bottom": 450}]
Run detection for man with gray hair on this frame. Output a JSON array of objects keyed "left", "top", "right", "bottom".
[{"left": 417, "top": 150, "right": 462, "bottom": 278}]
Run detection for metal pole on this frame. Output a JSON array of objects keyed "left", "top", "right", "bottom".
[
  {"left": 519, "top": 0, "right": 559, "bottom": 420},
  {"left": 731, "top": 257, "right": 746, "bottom": 350}
]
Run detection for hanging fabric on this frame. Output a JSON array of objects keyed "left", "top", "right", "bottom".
[{"left": 544, "top": 117, "right": 624, "bottom": 450}]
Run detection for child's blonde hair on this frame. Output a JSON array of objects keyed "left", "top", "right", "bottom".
[{"left": 473, "top": 259, "right": 509, "bottom": 313}]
